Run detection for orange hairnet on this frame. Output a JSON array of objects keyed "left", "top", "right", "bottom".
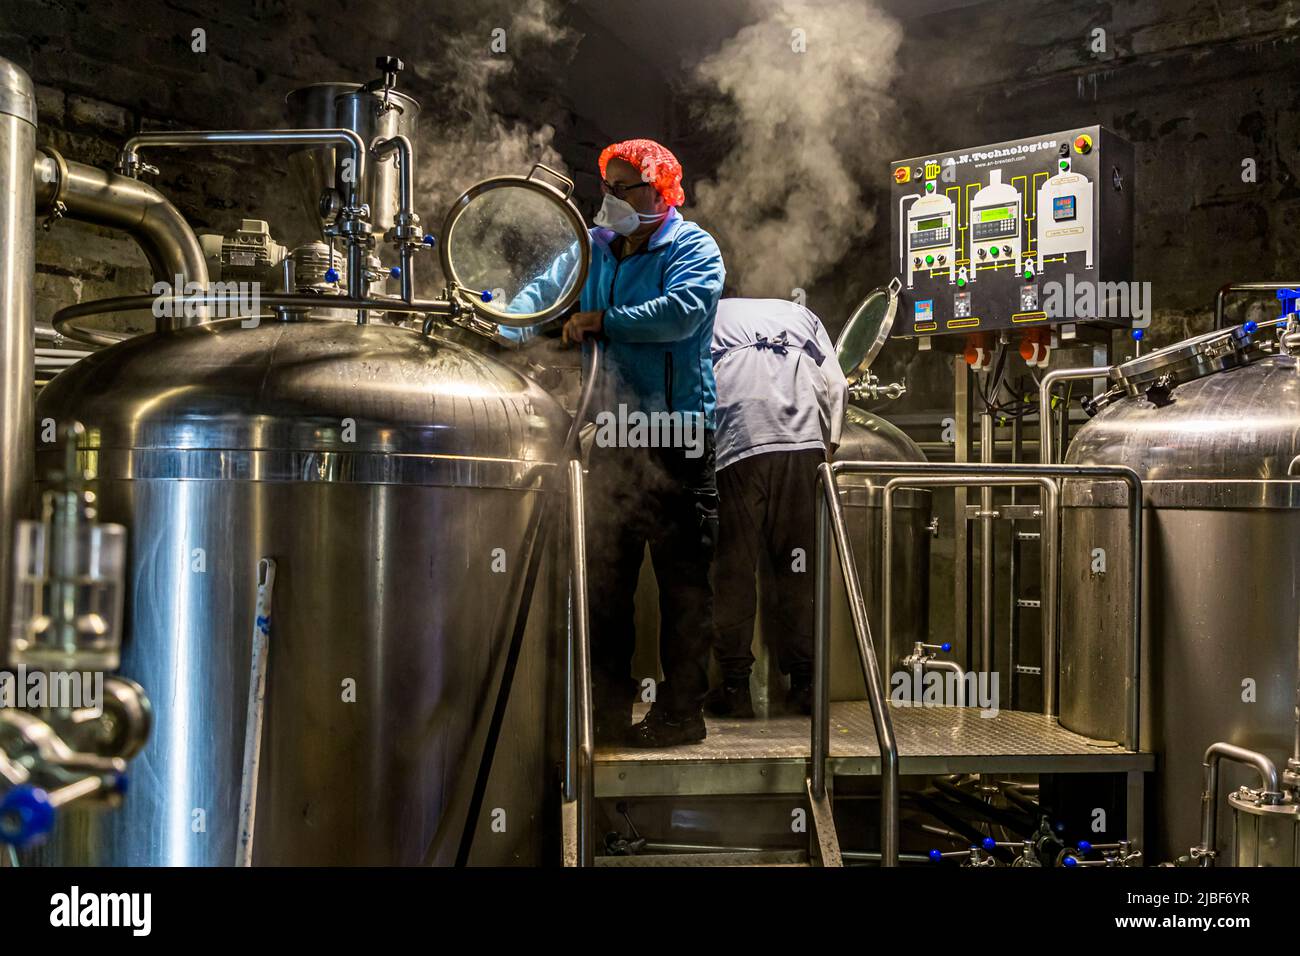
[{"left": 598, "top": 139, "right": 686, "bottom": 207}]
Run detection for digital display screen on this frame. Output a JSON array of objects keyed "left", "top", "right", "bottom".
[
  {"left": 1053, "top": 195, "right": 1077, "bottom": 221},
  {"left": 978, "top": 206, "right": 1015, "bottom": 222},
  {"left": 915, "top": 217, "right": 945, "bottom": 230}
]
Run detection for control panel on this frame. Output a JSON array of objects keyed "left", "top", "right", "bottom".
[{"left": 889, "top": 127, "right": 1134, "bottom": 341}]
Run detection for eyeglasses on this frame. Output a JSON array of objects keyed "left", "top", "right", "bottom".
[{"left": 601, "top": 179, "right": 652, "bottom": 200}]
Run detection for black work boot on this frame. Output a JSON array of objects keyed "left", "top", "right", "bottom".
[
  {"left": 705, "top": 677, "right": 755, "bottom": 718},
  {"left": 627, "top": 705, "right": 707, "bottom": 748},
  {"left": 786, "top": 674, "right": 814, "bottom": 716}
]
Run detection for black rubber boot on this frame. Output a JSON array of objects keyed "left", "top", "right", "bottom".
[
  {"left": 705, "top": 677, "right": 755, "bottom": 718},
  {"left": 786, "top": 674, "right": 813, "bottom": 716},
  {"left": 627, "top": 705, "right": 707, "bottom": 748}
]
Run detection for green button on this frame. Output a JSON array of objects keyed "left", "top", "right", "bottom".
[
  {"left": 990, "top": 246, "right": 999, "bottom": 257},
  {"left": 957, "top": 277, "right": 966, "bottom": 287},
  {"left": 925, "top": 181, "right": 935, "bottom": 193},
  {"left": 925, "top": 254, "right": 934, "bottom": 265},
  {"left": 1024, "top": 269, "right": 1033, "bottom": 279},
  {"left": 1060, "top": 160, "right": 1069, "bottom": 170}
]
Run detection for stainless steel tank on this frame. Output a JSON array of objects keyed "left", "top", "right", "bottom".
[
  {"left": 829, "top": 406, "right": 930, "bottom": 697},
  {"left": 1060, "top": 335, "right": 1300, "bottom": 864},
  {"left": 34, "top": 316, "right": 570, "bottom": 865}
]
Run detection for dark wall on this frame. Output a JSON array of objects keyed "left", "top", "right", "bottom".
[
  {"left": 862, "top": 0, "right": 1299, "bottom": 428},
  {"left": 8, "top": 0, "right": 1292, "bottom": 347}
]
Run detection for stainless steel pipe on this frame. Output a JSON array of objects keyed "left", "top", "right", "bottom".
[
  {"left": 52, "top": 290, "right": 457, "bottom": 347},
  {"left": 1197, "top": 742, "right": 1281, "bottom": 866},
  {"left": 372, "top": 134, "right": 417, "bottom": 303},
  {"left": 34, "top": 148, "right": 209, "bottom": 330},
  {"left": 0, "top": 56, "right": 36, "bottom": 652},
  {"left": 1038, "top": 366, "right": 1112, "bottom": 465},
  {"left": 979, "top": 411, "right": 995, "bottom": 673},
  {"left": 1214, "top": 282, "right": 1300, "bottom": 330},
  {"left": 567, "top": 459, "right": 595, "bottom": 867}
]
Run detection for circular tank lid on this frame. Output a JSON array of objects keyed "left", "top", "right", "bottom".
[
  {"left": 836, "top": 283, "right": 898, "bottom": 382},
  {"left": 1114, "top": 324, "right": 1264, "bottom": 398},
  {"left": 439, "top": 166, "right": 591, "bottom": 329}
]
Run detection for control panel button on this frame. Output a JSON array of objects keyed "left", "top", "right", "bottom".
[
  {"left": 1073, "top": 134, "right": 1093, "bottom": 154},
  {"left": 925, "top": 254, "right": 934, "bottom": 266},
  {"left": 989, "top": 246, "right": 999, "bottom": 257},
  {"left": 1002, "top": 245, "right": 1011, "bottom": 257}
]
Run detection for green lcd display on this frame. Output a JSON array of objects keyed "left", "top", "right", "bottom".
[
  {"left": 978, "top": 206, "right": 1014, "bottom": 222},
  {"left": 915, "top": 217, "right": 945, "bottom": 230}
]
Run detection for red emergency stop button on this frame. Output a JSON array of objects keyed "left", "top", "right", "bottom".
[{"left": 1073, "top": 134, "right": 1093, "bottom": 154}]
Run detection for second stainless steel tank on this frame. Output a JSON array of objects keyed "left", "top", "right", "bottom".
[{"left": 1060, "top": 343, "right": 1300, "bottom": 864}]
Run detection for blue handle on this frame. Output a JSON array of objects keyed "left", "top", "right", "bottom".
[
  {"left": 480, "top": 290, "right": 494, "bottom": 303},
  {"left": 389, "top": 266, "right": 402, "bottom": 279},
  {"left": 0, "top": 785, "right": 56, "bottom": 848},
  {"left": 1131, "top": 328, "right": 1144, "bottom": 341},
  {"left": 941, "top": 642, "right": 952, "bottom": 653},
  {"left": 324, "top": 267, "right": 339, "bottom": 284},
  {"left": 422, "top": 234, "right": 437, "bottom": 247},
  {"left": 929, "top": 848, "right": 943, "bottom": 862}
]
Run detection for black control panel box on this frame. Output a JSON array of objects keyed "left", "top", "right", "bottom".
[{"left": 888, "top": 127, "right": 1134, "bottom": 340}]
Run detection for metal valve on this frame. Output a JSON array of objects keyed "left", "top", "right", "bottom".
[{"left": 1058, "top": 838, "right": 1143, "bottom": 867}]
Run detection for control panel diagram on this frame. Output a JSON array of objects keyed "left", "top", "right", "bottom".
[{"left": 889, "top": 127, "right": 1134, "bottom": 342}]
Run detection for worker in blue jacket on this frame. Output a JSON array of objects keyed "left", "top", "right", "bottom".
[{"left": 560, "top": 138, "right": 726, "bottom": 748}]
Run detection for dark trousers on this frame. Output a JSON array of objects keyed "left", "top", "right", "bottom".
[
  {"left": 711, "top": 448, "right": 824, "bottom": 682},
  {"left": 587, "top": 433, "right": 719, "bottom": 720}
]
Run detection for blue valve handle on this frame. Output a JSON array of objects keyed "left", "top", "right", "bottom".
[
  {"left": 324, "top": 267, "right": 339, "bottom": 283},
  {"left": 389, "top": 266, "right": 402, "bottom": 279},
  {"left": 1277, "top": 288, "right": 1300, "bottom": 318},
  {"left": 422, "top": 234, "right": 436, "bottom": 247},
  {"left": 1062, "top": 854, "right": 1079, "bottom": 867},
  {"left": 1243, "top": 320, "right": 1259, "bottom": 334},
  {"left": 1077, "top": 840, "right": 1092, "bottom": 854},
  {"left": 0, "top": 785, "right": 56, "bottom": 849},
  {"left": 1131, "top": 328, "right": 1144, "bottom": 341},
  {"left": 480, "top": 289, "right": 494, "bottom": 303}
]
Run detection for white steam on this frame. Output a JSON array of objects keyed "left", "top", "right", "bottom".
[
  {"left": 691, "top": 0, "right": 903, "bottom": 298},
  {"left": 415, "top": 0, "right": 574, "bottom": 223}
]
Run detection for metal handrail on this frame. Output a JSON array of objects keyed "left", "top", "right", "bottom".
[
  {"left": 565, "top": 459, "right": 595, "bottom": 866},
  {"left": 882, "top": 476, "right": 1058, "bottom": 709},
  {"left": 561, "top": 341, "right": 600, "bottom": 867},
  {"left": 812, "top": 461, "right": 1145, "bottom": 869},
  {"left": 1214, "top": 282, "right": 1300, "bottom": 330},
  {"left": 813, "top": 462, "right": 900, "bottom": 866}
]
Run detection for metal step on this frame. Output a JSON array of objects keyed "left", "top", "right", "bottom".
[{"left": 595, "top": 849, "right": 810, "bottom": 867}]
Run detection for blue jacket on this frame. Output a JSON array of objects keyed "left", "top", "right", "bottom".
[{"left": 510, "top": 208, "right": 726, "bottom": 429}]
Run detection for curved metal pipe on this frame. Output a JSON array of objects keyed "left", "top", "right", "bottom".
[
  {"left": 34, "top": 148, "right": 209, "bottom": 330},
  {"left": 1038, "top": 366, "right": 1111, "bottom": 464},
  {"left": 1214, "top": 282, "right": 1300, "bottom": 330},
  {"left": 118, "top": 128, "right": 367, "bottom": 209},
  {"left": 53, "top": 291, "right": 457, "bottom": 348},
  {"left": 1196, "top": 742, "right": 1281, "bottom": 866}
]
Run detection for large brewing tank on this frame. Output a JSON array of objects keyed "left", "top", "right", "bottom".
[
  {"left": 1059, "top": 328, "right": 1300, "bottom": 863},
  {"left": 33, "top": 317, "right": 570, "bottom": 865},
  {"left": 828, "top": 406, "right": 930, "bottom": 697}
]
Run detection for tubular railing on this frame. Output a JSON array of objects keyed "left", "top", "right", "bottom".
[
  {"left": 562, "top": 340, "right": 600, "bottom": 866},
  {"left": 812, "top": 460, "right": 1145, "bottom": 868}
]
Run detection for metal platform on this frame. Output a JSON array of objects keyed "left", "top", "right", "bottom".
[{"left": 595, "top": 702, "right": 1153, "bottom": 798}]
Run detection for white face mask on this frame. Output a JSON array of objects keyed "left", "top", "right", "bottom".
[{"left": 593, "top": 194, "right": 665, "bottom": 236}]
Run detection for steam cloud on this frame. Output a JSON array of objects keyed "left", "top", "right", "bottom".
[
  {"left": 415, "top": 0, "right": 575, "bottom": 224},
  {"left": 691, "top": 0, "right": 903, "bottom": 299}
]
